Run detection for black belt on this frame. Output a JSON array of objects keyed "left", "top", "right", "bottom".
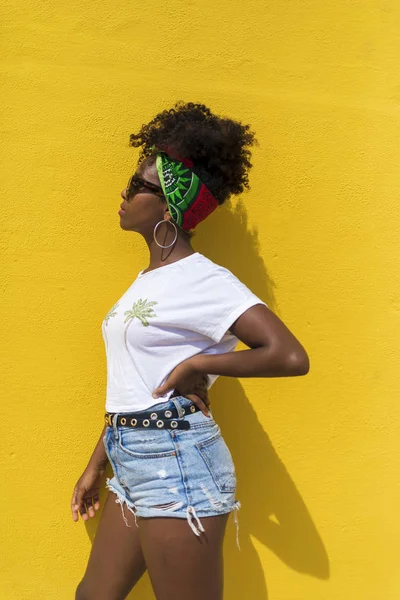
[{"left": 104, "top": 401, "right": 200, "bottom": 431}]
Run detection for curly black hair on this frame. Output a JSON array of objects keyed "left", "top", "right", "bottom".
[{"left": 129, "top": 101, "right": 257, "bottom": 205}]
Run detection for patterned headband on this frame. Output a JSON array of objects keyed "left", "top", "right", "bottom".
[{"left": 154, "top": 149, "right": 219, "bottom": 231}]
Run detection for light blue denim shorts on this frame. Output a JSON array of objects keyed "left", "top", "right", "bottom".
[{"left": 103, "top": 395, "right": 241, "bottom": 545}]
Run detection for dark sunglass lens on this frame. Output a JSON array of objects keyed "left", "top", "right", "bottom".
[
  {"left": 126, "top": 174, "right": 163, "bottom": 199},
  {"left": 126, "top": 175, "right": 139, "bottom": 198}
]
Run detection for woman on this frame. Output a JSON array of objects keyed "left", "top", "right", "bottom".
[{"left": 72, "top": 102, "right": 309, "bottom": 600}]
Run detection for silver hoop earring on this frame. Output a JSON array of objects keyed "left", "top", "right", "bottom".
[{"left": 153, "top": 220, "right": 178, "bottom": 249}]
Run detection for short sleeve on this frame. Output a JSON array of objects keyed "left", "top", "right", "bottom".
[{"left": 191, "top": 266, "right": 267, "bottom": 343}]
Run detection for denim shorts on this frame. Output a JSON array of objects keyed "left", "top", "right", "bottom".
[{"left": 103, "top": 395, "right": 241, "bottom": 546}]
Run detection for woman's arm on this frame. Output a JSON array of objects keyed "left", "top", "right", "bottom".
[
  {"left": 86, "top": 423, "right": 109, "bottom": 470},
  {"left": 195, "top": 303, "right": 309, "bottom": 378},
  {"left": 71, "top": 424, "right": 109, "bottom": 523},
  {"left": 153, "top": 304, "right": 309, "bottom": 398}
]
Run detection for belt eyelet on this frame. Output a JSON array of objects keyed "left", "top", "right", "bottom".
[
  {"left": 130, "top": 418, "right": 137, "bottom": 426},
  {"left": 150, "top": 412, "right": 158, "bottom": 420},
  {"left": 143, "top": 419, "right": 150, "bottom": 427},
  {"left": 170, "top": 420, "right": 178, "bottom": 429},
  {"left": 164, "top": 410, "right": 172, "bottom": 418},
  {"left": 120, "top": 417, "right": 126, "bottom": 425},
  {"left": 156, "top": 420, "right": 164, "bottom": 428}
]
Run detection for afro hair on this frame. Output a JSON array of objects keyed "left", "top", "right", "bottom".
[{"left": 129, "top": 101, "right": 257, "bottom": 205}]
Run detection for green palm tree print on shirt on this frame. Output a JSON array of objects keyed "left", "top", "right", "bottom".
[
  {"left": 124, "top": 298, "right": 158, "bottom": 349},
  {"left": 103, "top": 301, "right": 119, "bottom": 352},
  {"left": 104, "top": 302, "right": 119, "bottom": 325}
]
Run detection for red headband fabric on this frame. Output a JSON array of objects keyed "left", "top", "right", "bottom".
[{"left": 154, "top": 146, "right": 219, "bottom": 231}]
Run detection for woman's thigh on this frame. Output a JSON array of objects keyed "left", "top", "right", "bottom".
[
  {"left": 138, "top": 513, "right": 230, "bottom": 600},
  {"left": 76, "top": 490, "right": 146, "bottom": 600}
]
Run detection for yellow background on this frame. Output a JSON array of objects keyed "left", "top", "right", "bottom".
[{"left": 1, "top": 1, "right": 399, "bottom": 598}]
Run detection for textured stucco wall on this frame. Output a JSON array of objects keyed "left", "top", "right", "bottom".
[{"left": 1, "top": 1, "right": 399, "bottom": 599}]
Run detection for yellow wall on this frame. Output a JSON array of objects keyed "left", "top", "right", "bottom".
[{"left": 2, "top": 1, "right": 399, "bottom": 598}]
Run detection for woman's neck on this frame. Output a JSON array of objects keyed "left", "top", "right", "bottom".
[{"left": 144, "top": 237, "right": 195, "bottom": 273}]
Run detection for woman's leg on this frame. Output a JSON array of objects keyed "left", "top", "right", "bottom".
[
  {"left": 76, "top": 491, "right": 146, "bottom": 600},
  {"left": 138, "top": 513, "right": 230, "bottom": 600}
]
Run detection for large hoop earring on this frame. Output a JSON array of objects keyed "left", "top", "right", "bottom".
[{"left": 153, "top": 220, "right": 178, "bottom": 249}]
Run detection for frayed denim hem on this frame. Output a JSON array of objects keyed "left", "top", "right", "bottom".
[
  {"left": 105, "top": 478, "right": 241, "bottom": 549},
  {"left": 105, "top": 478, "right": 138, "bottom": 528}
]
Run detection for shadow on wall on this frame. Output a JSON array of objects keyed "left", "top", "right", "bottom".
[
  {"left": 196, "top": 199, "right": 329, "bottom": 598},
  {"left": 86, "top": 198, "right": 329, "bottom": 599}
]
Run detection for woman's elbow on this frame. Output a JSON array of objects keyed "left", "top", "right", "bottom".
[{"left": 286, "top": 348, "right": 310, "bottom": 376}]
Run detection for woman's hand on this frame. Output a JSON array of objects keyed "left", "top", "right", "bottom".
[
  {"left": 71, "top": 463, "right": 107, "bottom": 522},
  {"left": 152, "top": 358, "right": 210, "bottom": 416}
]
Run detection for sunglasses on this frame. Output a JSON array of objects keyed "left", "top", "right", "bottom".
[{"left": 126, "top": 174, "right": 164, "bottom": 202}]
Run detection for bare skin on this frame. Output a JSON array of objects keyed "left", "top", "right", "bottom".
[
  {"left": 75, "top": 497, "right": 229, "bottom": 600},
  {"left": 138, "top": 514, "right": 229, "bottom": 600},
  {"left": 75, "top": 493, "right": 146, "bottom": 600},
  {"left": 74, "top": 157, "right": 310, "bottom": 599}
]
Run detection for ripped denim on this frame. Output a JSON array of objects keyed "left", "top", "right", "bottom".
[{"left": 103, "top": 396, "right": 241, "bottom": 549}]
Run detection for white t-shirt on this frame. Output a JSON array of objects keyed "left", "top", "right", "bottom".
[{"left": 102, "top": 252, "right": 267, "bottom": 412}]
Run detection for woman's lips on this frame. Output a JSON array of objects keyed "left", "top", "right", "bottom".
[{"left": 118, "top": 209, "right": 126, "bottom": 216}]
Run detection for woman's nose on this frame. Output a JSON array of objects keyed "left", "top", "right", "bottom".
[{"left": 121, "top": 188, "right": 127, "bottom": 200}]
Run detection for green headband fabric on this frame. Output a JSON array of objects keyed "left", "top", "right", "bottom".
[{"left": 155, "top": 151, "right": 218, "bottom": 231}]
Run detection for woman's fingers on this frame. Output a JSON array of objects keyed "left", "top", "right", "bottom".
[
  {"left": 199, "top": 389, "right": 210, "bottom": 407},
  {"left": 194, "top": 391, "right": 209, "bottom": 408},
  {"left": 71, "top": 486, "right": 82, "bottom": 522},
  {"left": 79, "top": 503, "right": 89, "bottom": 521},
  {"left": 186, "top": 393, "right": 211, "bottom": 417},
  {"left": 195, "top": 375, "right": 210, "bottom": 406},
  {"left": 92, "top": 494, "right": 100, "bottom": 511},
  {"left": 72, "top": 485, "right": 100, "bottom": 521},
  {"left": 84, "top": 496, "right": 96, "bottom": 518},
  {"left": 192, "top": 383, "right": 210, "bottom": 407}
]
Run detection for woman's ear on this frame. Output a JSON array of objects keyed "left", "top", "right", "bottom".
[{"left": 163, "top": 208, "right": 172, "bottom": 221}]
